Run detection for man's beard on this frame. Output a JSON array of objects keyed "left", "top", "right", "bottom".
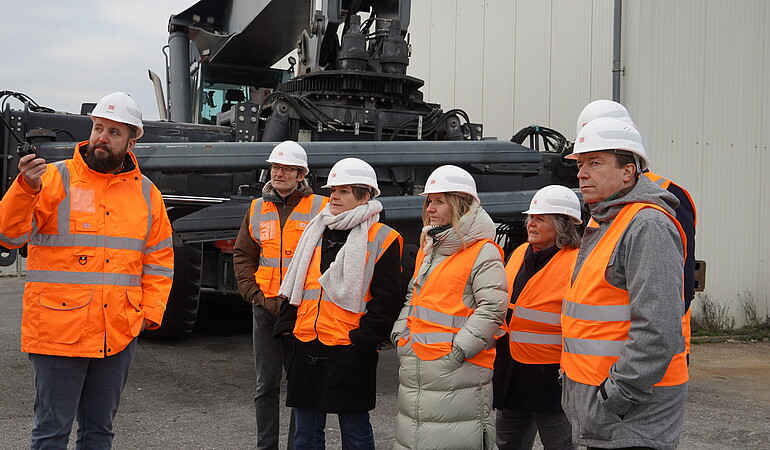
[{"left": 84, "top": 142, "right": 126, "bottom": 173}]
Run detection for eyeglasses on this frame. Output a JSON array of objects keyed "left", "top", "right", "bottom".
[{"left": 270, "top": 164, "right": 298, "bottom": 174}]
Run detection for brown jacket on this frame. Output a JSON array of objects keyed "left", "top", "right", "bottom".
[{"left": 233, "top": 180, "right": 320, "bottom": 315}]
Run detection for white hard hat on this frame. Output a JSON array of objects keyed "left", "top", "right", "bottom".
[
  {"left": 567, "top": 117, "right": 649, "bottom": 171},
  {"left": 322, "top": 157, "right": 380, "bottom": 197},
  {"left": 576, "top": 99, "right": 636, "bottom": 136},
  {"left": 524, "top": 185, "right": 582, "bottom": 224},
  {"left": 266, "top": 140, "right": 309, "bottom": 174},
  {"left": 89, "top": 92, "right": 144, "bottom": 139},
  {"left": 420, "top": 165, "right": 480, "bottom": 203}
]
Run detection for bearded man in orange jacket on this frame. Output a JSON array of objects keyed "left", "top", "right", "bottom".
[{"left": 0, "top": 92, "right": 174, "bottom": 449}]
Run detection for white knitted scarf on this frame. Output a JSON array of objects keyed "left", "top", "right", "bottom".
[{"left": 278, "top": 200, "right": 383, "bottom": 312}]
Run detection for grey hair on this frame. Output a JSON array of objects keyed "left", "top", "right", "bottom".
[{"left": 526, "top": 214, "right": 581, "bottom": 249}]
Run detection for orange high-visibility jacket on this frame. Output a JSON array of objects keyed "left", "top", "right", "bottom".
[
  {"left": 0, "top": 142, "right": 174, "bottom": 358},
  {"left": 504, "top": 243, "right": 578, "bottom": 364},
  {"left": 561, "top": 202, "right": 688, "bottom": 386},
  {"left": 293, "top": 222, "right": 402, "bottom": 346},
  {"left": 248, "top": 194, "right": 327, "bottom": 297},
  {"left": 399, "top": 239, "right": 503, "bottom": 369}
]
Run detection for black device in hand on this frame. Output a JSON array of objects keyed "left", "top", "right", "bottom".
[{"left": 16, "top": 142, "right": 37, "bottom": 157}]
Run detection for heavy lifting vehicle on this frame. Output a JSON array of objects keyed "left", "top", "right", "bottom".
[{"left": 0, "top": 0, "right": 577, "bottom": 337}]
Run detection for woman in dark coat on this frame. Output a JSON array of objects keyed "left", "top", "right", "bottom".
[{"left": 274, "top": 158, "right": 402, "bottom": 449}]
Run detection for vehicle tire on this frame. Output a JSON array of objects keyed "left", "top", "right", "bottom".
[{"left": 142, "top": 243, "right": 202, "bottom": 339}]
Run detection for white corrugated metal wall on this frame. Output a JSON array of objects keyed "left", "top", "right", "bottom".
[{"left": 407, "top": 0, "right": 769, "bottom": 324}]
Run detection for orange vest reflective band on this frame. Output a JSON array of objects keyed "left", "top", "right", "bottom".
[
  {"left": 643, "top": 171, "right": 697, "bottom": 227},
  {"left": 293, "top": 222, "right": 402, "bottom": 346},
  {"left": 399, "top": 239, "right": 503, "bottom": 369},
  {"left": 504, "top": 244, "right": 578, "bottom": 364},
  {"left": 561, "top": 202, "right": 688, "bottom": 386},
  {"left": 248, "top": 194, "right": 327, "bottom": 297}
]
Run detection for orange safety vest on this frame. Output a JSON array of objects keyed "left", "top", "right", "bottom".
[
  {"left": 504, "top": 244, "right": 578, "bottom": 364},
  {"left": 399, "top": 239, "right": 503, "bottom": 369},
  {"left": 561, "top": 202, "right": 688, "bottom": 386},
  {"left": 248, "top": 194, "right": 327, "bottom": 297},
  {"left": 0, "top": 142, "right": 174, "bottom": 358},
  {"left": 293, "top": 222, "right": 402, "bottom": 346}
]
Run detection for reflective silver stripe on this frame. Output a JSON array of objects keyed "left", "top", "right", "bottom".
[
  {"left": 302, "top": 288, "right": 321, "bottom": 301},
  {"left": 260, "top": 211, "right": 280, "bottom": 222},
  {"left": 30, "top": 233, "right": 144, "bottom": 251},
  {"left": 562, "top": 300, "right": 630, "bottom": 322},
  {"left": 141, "top": 176, "right": 152, "bottom": 248},
  {"left": 361, "top": 225, "right": 394, "bottom": 289},
  {"left": 259, "top": 256, "right": 280, "bottom": 268},
  {"left": 410, "top": 331, "right": 454, "bottom": 345},
  {"left": 410, "top": 304, "right": 468, "bottom": 328},
  {"left": 0, "top": 232, "right": 30, "bottom": 247},
  {"left": 249, "top": 199, "right": 264, "bottom": 237},
  {"left": 310, "top": 195, "right": 325, "bottom": 215},
  {"left": 26, "top": 270, "right": 142, "bottom": 286},
  {"left": 653, "top": 177, "right": 667, "bottom": 187},
  {"left": 288, "top": 210, "right": 316, "bottom": 222},
  {"left": 54, "top": 162, "right": 71, "bottom": 236},
  {"left": 513, "top": 306, "right": 561, "bottom": 325},
  {"left": 145, "top": 237, "right": 172, "bottom": 254},
  {"left": 562, "top": 337, "right": 624, "bottom": 357},
  {"left": 320, "top": 295, "right": 368, "bottom": 314},
  {"left": 509, "top": 330, "right": 562, "bottom": 345},
  {"left": 143, "top": 264, "right": 173, "bottom": 279}
]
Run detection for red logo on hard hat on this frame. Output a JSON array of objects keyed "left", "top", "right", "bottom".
[
  {"left": 579, "top": 137, "right": 585, "bottom": 143},
  {"left": 430, "top": 179, "right": 436, "bottom": 184},
  {"left": 108, "top": 105, "right": 115, "bottom": 111},
  {"left": 331, "top": 173, "right": 337, "bottom": 178},
  {"left": 278, "top": 152, "right": 284, "bottom": 156}
]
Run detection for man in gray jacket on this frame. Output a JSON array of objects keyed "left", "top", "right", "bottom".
[{"left": 560, "top": 117, "right": 688, "bottom": 450}]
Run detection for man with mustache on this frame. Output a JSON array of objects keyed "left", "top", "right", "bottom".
[{"left": 0, "top": 91, "right": 174, "bottom": 449}]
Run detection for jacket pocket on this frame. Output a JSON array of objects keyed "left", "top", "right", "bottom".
[
  {"left": 125, "top": 288, "right": 145, "bottom": 336},
  {"left": 255, "top": 266, "right": 281, "bottom": 297},
  {"left": 581, "top": 387, "right": 622, "bottom": 441},
  {"left": 37, "top": 288, "right": 93, "bottom": 344}
]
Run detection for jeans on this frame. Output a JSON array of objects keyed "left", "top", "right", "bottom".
[
  {"left": 253, "top": 304, "right": 294, "bottom": 450},
  {"left": 293, "top": 408, "right": 374, "bottom": 450},
  {"left": 29, "top": 338, "right": 137, "bottom": 450},
  {"left": 496, "top": 409, "right": 576, "bottom": 450}
]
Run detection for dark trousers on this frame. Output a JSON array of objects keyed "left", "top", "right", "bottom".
[
  {"left": 496, "top": 408, "right": 576, "bottom": 450},
  {"left": 29, "top": 338, "right": 137, "bottom": 450},
  {"left": 253, "top": 304, "right": 295, "bottom": 450},
  {"left": 293, "top": 407, "right": 374, "bottom": 450}
]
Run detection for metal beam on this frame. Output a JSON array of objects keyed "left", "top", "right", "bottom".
[{"left": 35, "top": 140, "right": 544, "bottom": 171}]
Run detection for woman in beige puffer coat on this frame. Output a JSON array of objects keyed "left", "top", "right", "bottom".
[{"left": 391, "top": 165, "right": 509, "bottom": 450}]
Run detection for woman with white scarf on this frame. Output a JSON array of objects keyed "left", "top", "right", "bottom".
[
  {"left": 274, "top": 157, "right": 403, "bottom": 450},
  {"left": 391, "top": 165, "right": 509, "bottom": 450}
]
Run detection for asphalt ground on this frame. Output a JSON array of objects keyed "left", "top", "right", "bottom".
[{"left": 1, "top": 275, "right": 769, "bottom": 449}]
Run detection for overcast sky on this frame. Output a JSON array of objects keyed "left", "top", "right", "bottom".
[{"left": 1, "top": 1, "right": 202, "bottom": 120}]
